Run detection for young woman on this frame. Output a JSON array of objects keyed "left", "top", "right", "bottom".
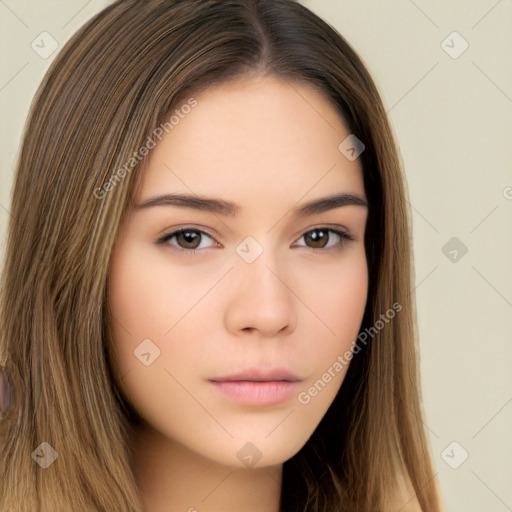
[{"left": 0, "top": 1, "right": 443, "bottom": 510}]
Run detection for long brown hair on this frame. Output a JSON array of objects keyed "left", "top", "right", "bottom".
[{"left": 0, "top": 1, "right": 440, "bottom": 510}]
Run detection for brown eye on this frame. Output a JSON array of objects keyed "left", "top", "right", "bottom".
[
  {"left": 296, "top": 227, "right": 352, "bottom": 251},
  {"left": 304, "top": 229, "right": 330, "bottom": 248},
  {"left": 175, "top": 230, "right": 202, "bottom": 249},
  {"left": 157, "top": 228, "right": 217, "bottom": 251}
]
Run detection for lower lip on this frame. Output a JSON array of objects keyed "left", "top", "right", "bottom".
[{"left": 211, "top": 380, "right": 300, "bottom": 406}]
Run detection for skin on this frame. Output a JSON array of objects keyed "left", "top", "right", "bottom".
[{"left": 108, "top": 75, "right": 368, "bottom": 512}]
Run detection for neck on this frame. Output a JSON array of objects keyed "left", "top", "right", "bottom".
[{"left": 131, "top": 424, "right": 282, "bottom": 512}]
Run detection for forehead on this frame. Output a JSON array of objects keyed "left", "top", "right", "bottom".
[{"left": 136, "top": 76, "right": 365, "bottom": 205}]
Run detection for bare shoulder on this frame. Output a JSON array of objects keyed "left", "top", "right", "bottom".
[
  {"left": 383, "top": 472, "right": 445, "bottom": 512},
  {"left": 383, "top": 479, "right": 422, "bottom": 512}
]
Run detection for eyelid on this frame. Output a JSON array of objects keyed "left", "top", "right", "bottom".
[
  {"left": 156, "top": 224, "right": 354, "bottom": 253},
  {"left": 291, "top": 226, "right": 354, "bottom": 253},
  {"left": 292, "top": 223, "right": 353, "bottom": 242},
  {"left": 156, "top": 225, "right": 219, "bottom": 250}
]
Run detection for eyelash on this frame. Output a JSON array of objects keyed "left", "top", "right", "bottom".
[{"left": 156, "top": 226, "right": 354, "bottom": 255}]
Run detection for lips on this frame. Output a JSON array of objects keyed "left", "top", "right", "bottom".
[
  {"left": 209, "top": 367, "right": 302, "bottom": 406},
  {"left": 209, "top": 367, "right": 301, "bottom": 383}
]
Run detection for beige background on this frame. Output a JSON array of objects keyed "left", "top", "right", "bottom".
[{"left": 1, "top": 1, "right": 511, "bottom": 510}]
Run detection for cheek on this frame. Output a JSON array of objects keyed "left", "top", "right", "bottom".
[
  {"left": 107, "top": 239, "right": 226, "bottom": 393},
  {"left": 106, "top": 236, "right": 369, "bottom": 468},
  {"left": 108, "top": 241, "right": 210, "bottom": 341},
  {"left": 107, "top": 239, "right": 179, "bottom": 382},
  {"left": 295, "top": 251, "right": 368, "bottom": 394},
  {"left": 302, "top": 252, "right": 368, "bottom": 345}
]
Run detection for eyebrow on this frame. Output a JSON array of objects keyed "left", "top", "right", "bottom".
[{"left": 135, "top": 192, "right": 368, "bottom": 216}]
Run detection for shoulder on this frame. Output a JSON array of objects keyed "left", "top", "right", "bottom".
[
  {"left": 383, "top": 482, "right": 422, "bottom": 512},
  {"left": 383, "top": 472, "right": 445, "bottom": 512}
]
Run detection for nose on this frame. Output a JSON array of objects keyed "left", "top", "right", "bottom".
[{"left": 223, "top": 248, "right": 298, "bottom": 338}]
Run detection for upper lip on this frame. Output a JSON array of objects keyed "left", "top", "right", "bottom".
[{"left": 210, "top": 367, "right": 301, "bottom": 382}]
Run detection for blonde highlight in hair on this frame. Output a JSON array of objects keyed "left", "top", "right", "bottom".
[{"left": 1, "top": 1, "right": 440, "bottom": 510}]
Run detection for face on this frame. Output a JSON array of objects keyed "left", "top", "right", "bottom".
[{"left": 108, "top": 76, "right": 368, "bottom": 469}]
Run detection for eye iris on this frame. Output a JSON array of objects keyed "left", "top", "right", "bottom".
[
  {"left": 177, "top": 230, "right": 201, "bottom": 249},
  {"left": 171, "top": 229, "right": 336, "bottom": 250},
  {"left": 306, "top": 229, "right": 328, "bottom": 248}
]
